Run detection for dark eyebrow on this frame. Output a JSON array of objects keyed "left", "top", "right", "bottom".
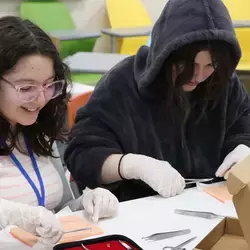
[
  {"left": 14, "top": 75, "right": 55, "bottom": 84},
  {"left": 194, "top": 62, "right": 214, "bottom": 66}
]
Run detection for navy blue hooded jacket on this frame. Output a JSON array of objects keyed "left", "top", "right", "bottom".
[{"left": 65, "top": 0, "right": 250, "bottom": 201}]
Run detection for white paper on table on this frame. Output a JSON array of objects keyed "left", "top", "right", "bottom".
[{"left": 55, "top": 206, "right": 72, "bottom": 218}]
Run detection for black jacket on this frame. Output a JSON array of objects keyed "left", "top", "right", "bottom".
[{"left": 65, "top": 0, "right": 250, "bottom": 201}]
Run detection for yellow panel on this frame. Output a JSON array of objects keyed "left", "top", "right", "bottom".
[
  {"left": 120, "top": 36, "right": 149, "bottom": 55},
  {"left": 106, "top": 0, "right": 151, "bottom": 28},
  {"left": 222, "top": 0, "right": 250, "bottom": 71},
  {"left": 106, "top": 0, "right": 152, "bottom": 54},
  {"left": 223, "top": 0, "right": 250, "bottom": 20},
  {"left": 236, "top": 29, "right": 250, "bottom": 71}
]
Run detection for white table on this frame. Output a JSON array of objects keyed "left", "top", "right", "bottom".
[
  {"left": 64, "top": 52, "right": 129, "bottom": 74},
  {"left": 69, "top": 188, "right": 237, "bottom": 250},
  {"left": 101, "top": 26, "right": 152, "bottom": 53},
  {"left": 49, "top": 30, "right": 100, "bottom": 41},
  {"left": 71, "top": 82, "right": 94, "bottom": 97}
]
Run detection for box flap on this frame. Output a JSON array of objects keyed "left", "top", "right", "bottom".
[
  {"left": 227, "top": 155, "right": 250, "bottom": 195},
  {"left": 227, "top": 154, "right": 250, "bottom": 248}
]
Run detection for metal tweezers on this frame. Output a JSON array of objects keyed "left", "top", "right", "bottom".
[
  {"left": 185, "top": 178, "right": 214, "bottom": 184},
  {"left": 64, "top": 227, "right": 91, "bottom": 234},
  {"left": 81, "top": 243, "right": 89, "bottom": 250},
  {"left": 175, "top": 209, "right": 224, "bottom": 219},
  {"left": 142, "top": 229, "right": 191, "bottom": 241}
]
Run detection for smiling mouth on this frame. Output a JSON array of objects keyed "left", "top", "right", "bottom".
[{"left": 21, "top": 107, "right": 40, "bottom": 112}]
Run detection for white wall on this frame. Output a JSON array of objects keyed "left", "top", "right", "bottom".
[
  {"left": 0, "top": 0, "right": 167, "bottom": 20},
  {"left": 0, "top": 0, "right": 81, "bottom": 17},
  {"left": 0, "top": 0, "right": 167, "bottom": 52},
  {"left": 71, "top": 0, "right": 167, "bottom": 51},
  {"left": 71, "top": 0, "right": 167, "bottom": 29}
]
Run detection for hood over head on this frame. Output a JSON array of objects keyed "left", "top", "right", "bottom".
[{"left": 134, "top": 0, "right": 241, "bottom": 96}]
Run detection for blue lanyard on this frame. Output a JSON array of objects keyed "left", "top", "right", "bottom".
[{"left": 7, "top": 137, "right": 45, "bottom": 206}]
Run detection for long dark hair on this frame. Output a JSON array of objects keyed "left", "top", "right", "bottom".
[
  {"left": 152, "top": 40, "right": 237, "bottom": 142},
  {"left": 0, "top": 16, "right": 71, "bottom": 157}
]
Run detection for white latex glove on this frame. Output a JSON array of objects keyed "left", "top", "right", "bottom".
[
  {"left": 82, "top": 187, "right": 119, "bottom": 223},
  {"left": 216, "top": 144, "right": 250, "bottom": 178},
  {"left": 120, "top": 154, "right": 185, "bottom": 197},
  {"left": 0, "top": 199, "right": 63, "bottom": 245}
]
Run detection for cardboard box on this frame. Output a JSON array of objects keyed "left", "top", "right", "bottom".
[{"left": 194, "top": 155, "right": 250, "bottom": 250}]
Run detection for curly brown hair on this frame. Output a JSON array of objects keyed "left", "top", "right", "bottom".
[{"left": 0, "top": 16, "right": 71, "bottom": 157}]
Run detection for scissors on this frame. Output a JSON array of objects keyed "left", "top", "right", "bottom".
[{"left": 162, "top": 236, "right": 197, "bottom": 250}]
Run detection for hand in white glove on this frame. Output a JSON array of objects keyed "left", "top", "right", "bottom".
[
  {"left": 120, "top": 154, "right": 185, "bottom": 198},
  {"left": 0, "top": 199, "right": 63, "bottom": 245},
  {"left": 82, "top": 187, "right": 118, "bottom": 223},
  {"left": 216, "top": 144, "right": 250, "bottom": 178}
]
